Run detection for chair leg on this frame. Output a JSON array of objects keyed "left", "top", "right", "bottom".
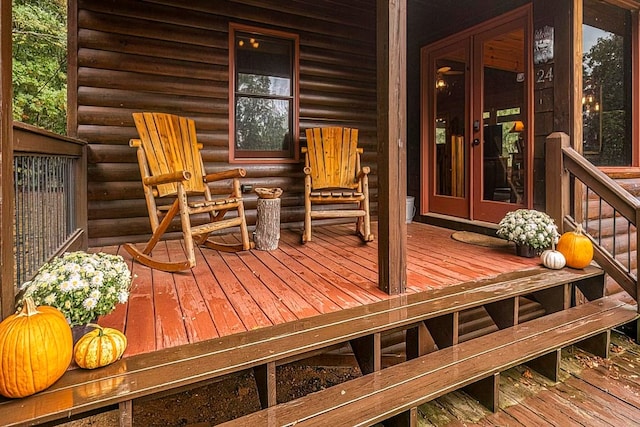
[
  {"left": 234, "top": 180, "right": 253, "bottom": 250},
  {"left": 178, "top": 186, "right": 197, "bottom": 268},
  {"left": 360, "top": 175, "right": 373, "bottom": 242},
  {"left": 303, "top": 176, "right": 312, "bottom": 243}
]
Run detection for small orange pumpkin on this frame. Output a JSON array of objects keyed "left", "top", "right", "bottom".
[
  {"left": 0, "top": 297, "right": 73, "bottom": 398},
  {"left": 74, "top": 324, "right": 127, "bottom": 369},
  {"left": 556, "top": 224, "right": 594, "bottom": 269}
]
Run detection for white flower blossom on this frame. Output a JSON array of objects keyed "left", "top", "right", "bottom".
[
  {"left": 18, "top": 251, "right": 132, "bottom": 326},
  {"left": 497, "top": 209, "right": 559, "bottom": 250}
]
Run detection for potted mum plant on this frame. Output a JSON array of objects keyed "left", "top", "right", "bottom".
[
  {"left": 19, "top": 251, "right": 132, "bottom": 328},
  {"left": 496, "top": 209, "right": 559, "bottom": 257}
]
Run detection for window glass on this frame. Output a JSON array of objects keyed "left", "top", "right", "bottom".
[
  {"left": 232, "top": 29, "right": 297, "bottom": 159},
  {"left": 583, "top": 0, "right": 632, "bottom": 166}
]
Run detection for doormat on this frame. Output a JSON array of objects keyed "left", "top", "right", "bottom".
[{"left": 451, "top": 231, "right": 512, "bottom": 249}]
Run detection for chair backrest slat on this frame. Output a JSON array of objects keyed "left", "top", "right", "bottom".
[
  {"left": 133, "top": 112, "right": 205, "bottom": 197},
  {"left": 305, "top": 127, "right": 359, "bottom": 190}
]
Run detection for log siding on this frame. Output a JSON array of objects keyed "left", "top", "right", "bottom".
[{"left": 71, "top": 0, "right": 378, "bottom": 246}]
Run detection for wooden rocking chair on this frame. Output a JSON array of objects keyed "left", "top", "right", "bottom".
[
  {"left": 302, "top": 127, "right": 374, "bottom": 243},
  {"left": 124, "top": 112, "right": 252, "bottom": 272}
]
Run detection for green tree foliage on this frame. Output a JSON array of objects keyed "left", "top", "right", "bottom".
[
  {"left": 583, "top": 34, "right": 628, "bottom": 166},
  {"left": 12, "top": 0, "right": 67, "bottom": 135}
]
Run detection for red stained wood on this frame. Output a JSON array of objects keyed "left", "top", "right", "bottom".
[
  {"left": 201, "top": 249, "right": 273, "bottom": 330},
  {"left": 97, "top": 223, "right": 544, "bottom": 359},
  {"left": 250, "top": 249, "right": 343, "bottom": 314},
  {"left": 229, "top": 248, "right": 320, "bottom": 319},
  {"left": 192, "top": 246, "right": 245, "bottom": 337},
  {"left": 166, "top": 241, "right": 218, "bottom": 343},
  {"left": 122, "top": 245, "right": 157, "bottom": 356}
]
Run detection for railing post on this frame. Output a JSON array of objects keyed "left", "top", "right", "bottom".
[{"left": 545, "top": 132, "right": 570, "bottom": 233}]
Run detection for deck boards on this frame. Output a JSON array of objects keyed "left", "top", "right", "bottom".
[
  {"left": 98, "top": 222, "right": 540, "bottom": 359},
  {"left": 419, "top": 333, "right": 640, "bottom": 426}
]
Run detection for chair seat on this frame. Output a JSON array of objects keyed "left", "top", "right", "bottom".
[
  {"left": 310, "top": 190, "right": 364, "bottom": 198},
  {"left": 157, "top": 197, "right": 241, "bottom": 211}
]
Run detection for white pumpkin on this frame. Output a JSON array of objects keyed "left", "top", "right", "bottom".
[{"left": 541, "top": 248, "right": 566, "bottom": 270}]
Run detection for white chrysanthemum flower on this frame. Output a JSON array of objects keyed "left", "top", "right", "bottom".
[
  {"left": 59, "top": 280, "right": 74, "bottom": 293},
  {"left": 82, "top": 297, "right": 98, "bottom": 310}
]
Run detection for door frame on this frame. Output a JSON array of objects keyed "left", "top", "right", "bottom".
[{"left": 420, "top": 4, "right": 533, "bottom": 223}]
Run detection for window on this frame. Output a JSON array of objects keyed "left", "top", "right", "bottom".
[
  {"left": 582, "top": 0, "right": 633, "bottom": 166},
  {"left": 229, "top": 24, "right": 299, "bottom": 162}
]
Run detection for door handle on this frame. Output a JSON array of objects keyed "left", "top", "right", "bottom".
[{"left": 472, "top": 138, "right": 480, "bottom": 146}]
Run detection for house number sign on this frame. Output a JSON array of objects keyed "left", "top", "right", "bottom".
[{"left": 536, "top": 66, "right": 553, "bottom": 83}]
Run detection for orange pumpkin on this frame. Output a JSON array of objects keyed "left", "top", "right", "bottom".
[
  {"left": 0, "top": 297, "right": 73, "bottom": 398},
  {"left": 556, "top": 224, "right": 594, "bottom": 269},
  {"left": 74, "top": 325, "right": 127, "bottom": 369}
]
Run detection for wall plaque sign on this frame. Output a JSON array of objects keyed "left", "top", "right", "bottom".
[{"left": 534, "top": 25, "right": 554, "bottom": 65}]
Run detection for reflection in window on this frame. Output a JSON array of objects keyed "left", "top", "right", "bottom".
[
  {"left": 232, "top": 27, "right": 298, "bottom": 159},
  {"left": 583, "top": 0, "right": 632, "bottom": 166}
]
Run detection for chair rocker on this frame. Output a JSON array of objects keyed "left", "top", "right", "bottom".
[
  {"left": 124, "top": 112, "right": 252, "bottom": 272},
  {"left": 302, "top": 127, "right": 374, "bottom": 243}
]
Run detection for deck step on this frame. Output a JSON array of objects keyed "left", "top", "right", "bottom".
[
  {"left": 0, "top": 266, "right": 607, "bottom": 426},
  {"left": 220, "top": 297, "right": 639, "bottom": 427}
]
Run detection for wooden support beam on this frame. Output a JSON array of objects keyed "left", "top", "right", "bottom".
[
  {"left": 350, "top": 333, "right": 381, "bottom": 374},
  {"left": 383, "top": 406, "right": 417, "bottom": 427},
  {"left": 532, "top": 284, "right": 570, "bottom": 314},
  {"left": 406, "top": 322, "right": 435, "bottom": 359},
  {"left": 484, "top": 297, "right": 519, "bottom": 329},
  {"left": 0, "top": 0, "right": 15, "bottom": 320},
  {"left": 463, "top": 373, "right": 500, "bottom": 412},
  {"left": 576, "top": 330, "right": 610, "bottom": 358},
  {"left": 118, "top": 400, "right": 133, "bottom": 427},
  {"left": 424, "top": 313, "right": 458, "bottom": 349},
  {"left": 376, "top": 0, "right": 407, "bottom": 295},
  {"left": 545, "top": 132, "right": 571, "bottom": 234},
  {"left": 254, "top": 362, "right": 277, "bottom": 409},
  {"left": 526, "top": 349, "right": 561, "bottom": 382}
]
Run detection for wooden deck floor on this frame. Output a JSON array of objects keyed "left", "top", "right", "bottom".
[{"left": 95, "top": 222, "right": 540, "bottom": 359}]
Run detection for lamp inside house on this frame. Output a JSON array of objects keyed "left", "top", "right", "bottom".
[{"left": 510, "top": 120, "right": 525, "bottom": 133}]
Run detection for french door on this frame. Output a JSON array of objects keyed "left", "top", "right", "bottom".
[{"left": 422, "top": 9, "right": 531, "bottom": 223}]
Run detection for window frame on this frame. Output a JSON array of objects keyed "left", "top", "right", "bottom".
[{"left": 229, "top": 23, "right": 300, "bottom": 163}]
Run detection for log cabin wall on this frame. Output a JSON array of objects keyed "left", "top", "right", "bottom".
[{"left": 69, "top": 0, "right": 378, "bottom": 246}]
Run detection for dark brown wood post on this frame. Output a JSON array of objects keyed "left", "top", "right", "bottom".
[
  {"left": 0, "top": 0, "right": 15, "bottom": 319},
  {"left": 377, "top": 0, "right": 407, "bottom": 295},
  {"left": 545, "top": 132, "right": 570, "bottom": 233}
]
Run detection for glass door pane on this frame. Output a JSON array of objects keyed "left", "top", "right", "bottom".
[
  {"left": 434, "top": 48, "right": 467, "bottom": 197},
  {"left": 479, "top": 27, "right": 526, "bottom": 206}
]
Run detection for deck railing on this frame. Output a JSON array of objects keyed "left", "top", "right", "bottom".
[
  {"left": 12, "top": 122, "right": 87, "bottom": 289},
  {"left": 546, "top": 132, "right": 639, "bottom": 308}
]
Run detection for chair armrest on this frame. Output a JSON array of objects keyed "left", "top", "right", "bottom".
[
  {"left": 143, "top": 171, "right": 191, "bottom": 186},
  {"left": 356, "top": 166, "right": 370, "bottom": 180},
  {"left": 303, "top": 166, "right": 312, "bottom": 175},
  {"left": 204, "top": 168, "right": 247, "bottom": 182}
]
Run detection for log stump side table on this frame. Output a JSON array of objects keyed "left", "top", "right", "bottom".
[{"left": 254, "top": 187, "right": 283, "bottom": 250}]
